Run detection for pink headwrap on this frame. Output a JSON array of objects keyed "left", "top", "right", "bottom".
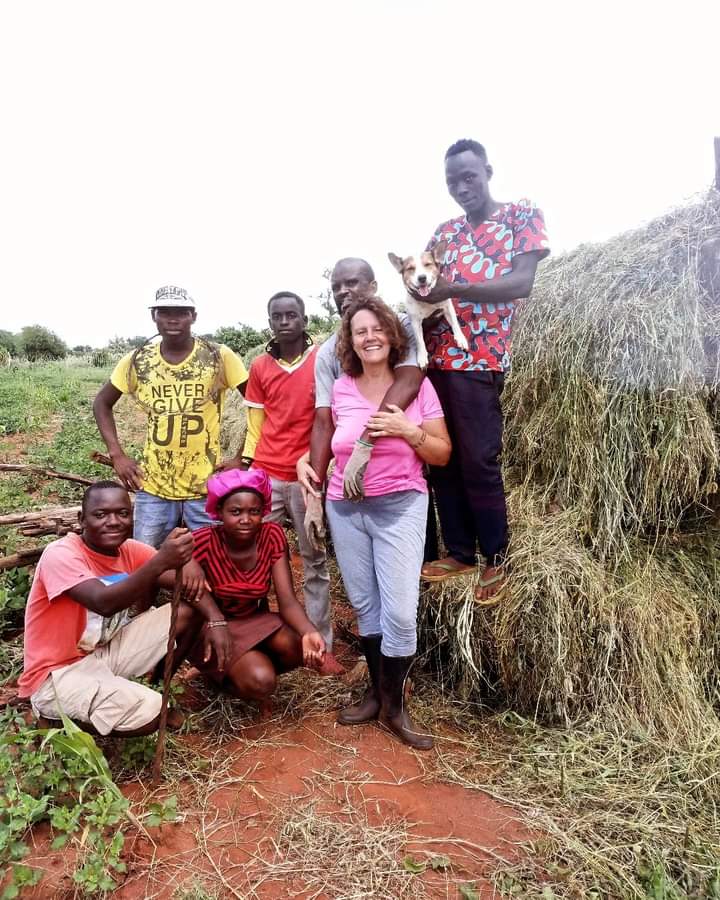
[{"left": 205, "top": 467, "right": 273, "bottom": 519}]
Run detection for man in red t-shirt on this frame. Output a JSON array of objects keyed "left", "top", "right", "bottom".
[
  {"left": 417, "top": 139, "right": 550, "bottom": 604},
  {"left": 19, "top": 481, "right": 230, "bottom": 735},
  {"left": 240, "top": 292, "right": 342, "bottom": 675}
]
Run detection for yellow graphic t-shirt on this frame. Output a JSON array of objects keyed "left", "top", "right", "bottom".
[{"left": 111, "top": 340, "right": 248, "bottom": 500}]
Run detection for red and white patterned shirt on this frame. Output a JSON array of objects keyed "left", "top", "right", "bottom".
[{"left": 425, "top": 200, "right": 550, "bottom": 372}]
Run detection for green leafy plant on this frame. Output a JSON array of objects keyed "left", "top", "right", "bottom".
[{"left": 0, "top": 707, "right": 150, "bottom": 896}]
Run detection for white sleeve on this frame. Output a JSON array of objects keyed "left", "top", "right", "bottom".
[
  {"left": 397, "top": 315, "right": 420, "bottom": 368},
  {"left": 315, "top": 336, "right": 339, "bottom": 408}
]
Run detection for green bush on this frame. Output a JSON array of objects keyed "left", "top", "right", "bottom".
[
  {"left": 16, "top": 325, "right": 67, "bottom": 361},
  {"left": 0, "top": 330, "right": 16, "bottom": 355},
  {"left": 91, "top": 349, "right": 110, "bottom": 367}
]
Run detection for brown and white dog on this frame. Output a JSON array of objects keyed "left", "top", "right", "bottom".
[{"left": 388, "top": 240, "right": 468, "bottom": 369}]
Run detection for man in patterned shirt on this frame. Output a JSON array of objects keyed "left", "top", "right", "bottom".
[{"left": 418, "top": 140, "right": 550, "bottom": 603}]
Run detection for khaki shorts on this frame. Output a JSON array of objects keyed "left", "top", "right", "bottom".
[{"left": 31, "top": 605, "right": 172, "bottom": 735}]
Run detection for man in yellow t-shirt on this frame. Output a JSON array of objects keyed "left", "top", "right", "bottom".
[{"left": 93, "top": 286, "right": 249, "bottom": 546}]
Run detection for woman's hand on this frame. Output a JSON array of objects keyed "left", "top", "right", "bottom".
[
  {"left": 203, "top": 623, "right": 231, "bottom": 673},
  {"left": 367, "top": 404, "right": 416, "bottom": 441},
  {"left": 301, "top": 632, "right": 326, "bottom": 669}
]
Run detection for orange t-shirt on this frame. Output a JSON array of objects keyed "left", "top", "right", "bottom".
[
  {"left": 19, "top": 533, "right": 156, "bottom": 697},
  {"left": 244, "top": 347, "right": 317, "bottom": 481}
]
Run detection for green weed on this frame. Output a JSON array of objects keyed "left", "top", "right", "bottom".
[
  {"left": 0, "top": 569, "right": 30, "bottom": 635},
  {"left": 0, "top": 705, "right": 173, "bottom": 897}
]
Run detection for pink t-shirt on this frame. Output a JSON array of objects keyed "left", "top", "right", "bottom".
[
  {"left": 327, "top": 376, "right": 444, "bottom": 501},
  {"left": 19, "top": 533, "right": 156, "bottom": 697}
]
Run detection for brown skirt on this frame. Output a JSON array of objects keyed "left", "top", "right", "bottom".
[{"left": 189, "top": 602, "right": 283, "bottom": 682}]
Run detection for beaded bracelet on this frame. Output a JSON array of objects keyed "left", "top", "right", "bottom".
[{"left": 206, "top": 620, "right": 228, "bottom": 629}]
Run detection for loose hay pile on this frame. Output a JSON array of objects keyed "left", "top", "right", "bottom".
[{"left": 420, "top": 190, "right": 720, "bottom": 732}]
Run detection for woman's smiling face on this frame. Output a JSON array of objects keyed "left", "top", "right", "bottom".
[{"left": 350, "top": 309, "right": 390, "bottom": 369}]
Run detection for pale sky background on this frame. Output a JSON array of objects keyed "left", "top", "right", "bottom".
[{"left": 1, "top": 0, "right": 718, "bottom": 348}]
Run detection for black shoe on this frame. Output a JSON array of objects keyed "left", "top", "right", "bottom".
[
  {"left": 378, "top": 654, "right": 434, "bottom": 751},
  {"left": 337, "top": 635, "right": 382, "bottom": 725}
]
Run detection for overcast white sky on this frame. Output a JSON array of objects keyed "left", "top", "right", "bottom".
[{"left": 1, "top": 0, "right": 718, "bottom": 347}]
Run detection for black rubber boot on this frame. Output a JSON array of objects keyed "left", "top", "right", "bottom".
[
  {"left": 378, "top": 654, "right": 434, "bottom": 751},
  {"left": 337, "top": 635, "right": 382, "bottom": 725}
]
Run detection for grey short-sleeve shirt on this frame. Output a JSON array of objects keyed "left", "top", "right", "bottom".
[{"left": 314, "top": 316, "right": 419, "bottom": 408}]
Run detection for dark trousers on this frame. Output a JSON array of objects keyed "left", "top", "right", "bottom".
[{"left": 427, "top": 369, "right": 507, "bottom": 567}]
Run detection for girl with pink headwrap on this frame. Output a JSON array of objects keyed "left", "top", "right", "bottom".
[{"left": 188, "top": 467, "right": 326, "bottom": 711}]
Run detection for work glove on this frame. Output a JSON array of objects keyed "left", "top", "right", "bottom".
[
  {"left": 304, "top": 492, "right": 326, "bottom": 552},
  {"left": 342, "top": 439, "right": 373, "bottom": 502}
]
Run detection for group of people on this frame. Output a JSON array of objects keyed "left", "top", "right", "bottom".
[{"left": 19, "top": 139, "right": 549, "bottom": 752}]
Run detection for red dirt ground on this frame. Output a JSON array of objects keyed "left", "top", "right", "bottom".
[{"left": 3, "top": 557, "right": 531, "bottom": 898}]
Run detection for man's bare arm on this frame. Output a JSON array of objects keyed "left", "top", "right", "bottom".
[
  {"left": 307, "top": 408, "right": 335, "bottom": 489},
  {"left": 93, "top": 382, "right": 143, "bottom": 490},
  {"left": 416, "top": 252, "right": 542, "bottom": 305},
  {"left": 360, "top": 365, "right": 423, "bottom": 443},
  {"left": 66, "top": 530, "right": 194, "bottom": 617}
]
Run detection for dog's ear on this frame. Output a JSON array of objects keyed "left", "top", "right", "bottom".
[
  {"left": 431, "top": 240, "right": 447, "bottom": 265},
  {"left": 387, "top": 252, "right": 404, "bottom": 272}
]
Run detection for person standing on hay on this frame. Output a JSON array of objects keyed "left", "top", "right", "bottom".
[
  {"left": 325, "top": 297, "right": 451, "bottom": 750},
  {"left": 18, "top": 480, "right": 231, "bottom": 735},
  {"left": 417, "top": 140, "right": 550, "bottom": 604},
  {"left": 93, "top": 286, "right": 249, "bottom": 547},
  {"left": 239, "top": 290, "right": 343, "bottom": 676}
]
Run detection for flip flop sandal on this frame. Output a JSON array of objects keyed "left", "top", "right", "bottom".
[
  {"left": 420, "top": 560, "right": 476, "bottom": 582},
  {"left": 473, "top": 571, "right": 506, "bottom": 607}
]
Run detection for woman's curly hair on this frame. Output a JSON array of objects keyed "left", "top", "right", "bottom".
[{"left": 336, "top": 296, "right": 408, "bottom": 377}]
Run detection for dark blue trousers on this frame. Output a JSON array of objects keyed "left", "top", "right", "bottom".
[{"left": 427, "top": 369, "right": 508, "bottom": 567}]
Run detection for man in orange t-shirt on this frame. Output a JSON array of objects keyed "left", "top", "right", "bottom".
[
  {"left": 19, "top": 481, "right": 230, "bottom": 734},
  {"left": 240, "top": 291, "right": 342, "bottom": 675}
]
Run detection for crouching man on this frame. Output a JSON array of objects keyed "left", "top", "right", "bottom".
[{"left": 18, "top": 480, "right": 230, "bottom": 736}]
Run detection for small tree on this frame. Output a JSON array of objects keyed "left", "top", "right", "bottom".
[
  {"left": 0, "top": 330, "right": 16, "bottom": 355},
  {"left": 306, "top": 268, "right": 339, "bottom": 337},
  {"left": 214, "top": 324, "right": 270, "bottom": 356},
  {"left": 17, "top": 325, "right": 67, "bottom": 361}
]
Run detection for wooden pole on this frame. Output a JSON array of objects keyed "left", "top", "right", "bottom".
[
  {"left": 151, "top": 567, "right": 183, "bottom": 784},
  {"left": 0, "top": 464, "right": 95, "bottom": 487}
]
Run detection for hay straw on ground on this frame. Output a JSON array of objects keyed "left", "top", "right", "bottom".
[
  {"left": 420, "top": 483, "right": 720, "bottom": 734},
  {"left": 423, "top": 694, "right": 720, "bottom": 900}
]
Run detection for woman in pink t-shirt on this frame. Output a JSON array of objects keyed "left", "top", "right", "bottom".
[{"left": 325, "top": 297, "right": 451, "bottom": 750}]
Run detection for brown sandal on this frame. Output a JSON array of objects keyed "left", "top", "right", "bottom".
[{"left": 420, "top": 558, "right": 476, "bottom": 582}]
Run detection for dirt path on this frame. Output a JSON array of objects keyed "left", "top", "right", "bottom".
[{"left": 19, "top": 662, "right": 528, "bottom": 899}]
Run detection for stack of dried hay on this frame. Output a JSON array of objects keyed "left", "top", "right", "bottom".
[{"left": 420, "top": 190, "right": 720, "bottom": 734}]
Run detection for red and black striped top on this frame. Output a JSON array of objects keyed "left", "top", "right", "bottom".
[{"left": 192, "top": 522, "right": 287, "bottom": 617}]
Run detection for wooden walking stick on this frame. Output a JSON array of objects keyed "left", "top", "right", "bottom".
[{"left": 151, "top": 564, "right": 183, "bottom": 785}]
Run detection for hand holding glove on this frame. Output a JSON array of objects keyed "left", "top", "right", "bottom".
[{"left": 342, "top": 439, "right": 373, "bottom": 502}]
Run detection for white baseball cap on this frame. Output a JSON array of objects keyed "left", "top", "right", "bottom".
[{"left": 151, "top": 285, "right": 196, "bottom": 309}]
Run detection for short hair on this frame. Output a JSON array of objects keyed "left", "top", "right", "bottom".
[
  {"left": 267, "top": 291, "right": 305, "bottom": 315},
  {"left": 81, "top": 480, "right": 127, "bottom": 514},
  {"left": 445, "top": 139, "right": 487, "bottom": 163},
  {"left": 332, "top": 258, "right": 376, "bottom": 282},
  {"left": 336, "top": 297, "right": 408, "bottom": 377}
]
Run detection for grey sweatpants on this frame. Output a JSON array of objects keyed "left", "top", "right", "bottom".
[
  {"left": 266, "top": 477, "right": 333, "bottom": 649},
  {"left": 325, "top": 490, "right": 428, "bottom": 657}
]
